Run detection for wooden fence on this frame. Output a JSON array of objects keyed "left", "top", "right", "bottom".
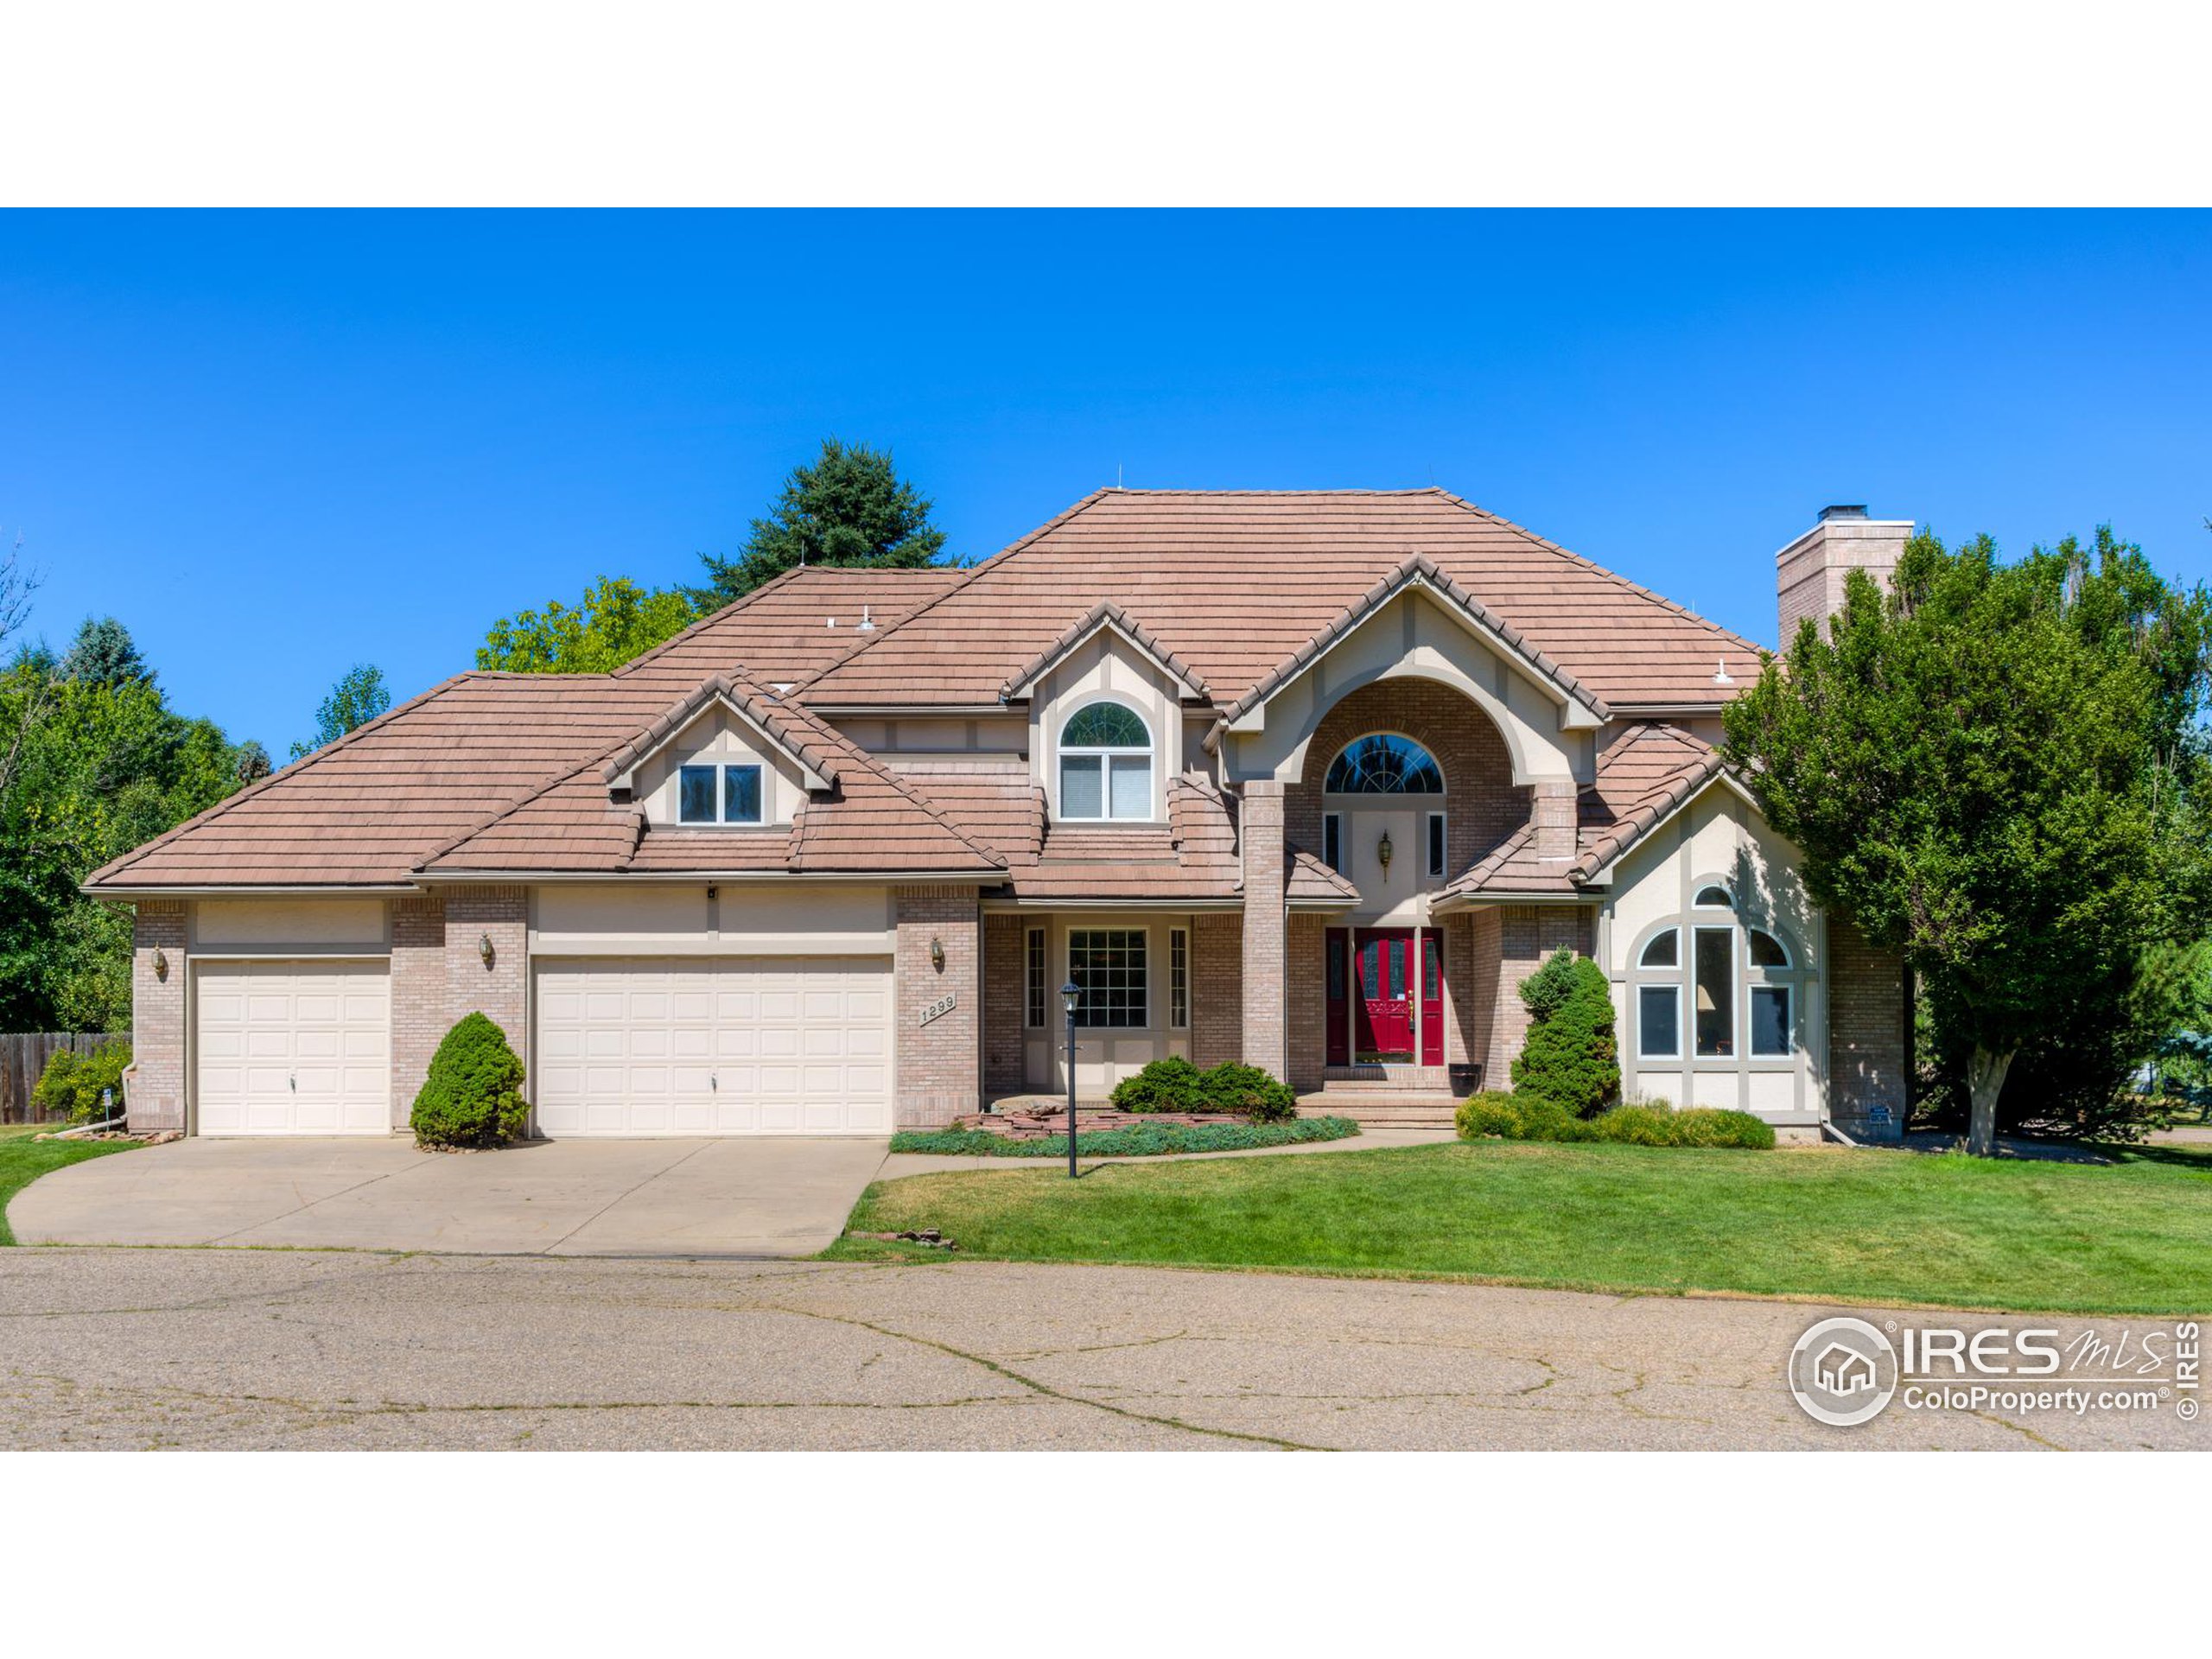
[{"left": 0, "top": 1033, "right": 128, "bottom": 1124}]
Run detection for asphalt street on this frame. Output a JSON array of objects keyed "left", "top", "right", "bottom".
[{"left": 3, "top": 1249, "right": 2197, "bottom": 1449}]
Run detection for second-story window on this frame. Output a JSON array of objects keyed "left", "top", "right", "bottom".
[
  {"left": 679, "top": 763, "right": 764, "bottom": 825},
  {"left": 1058, "top": 701, "right": 1153, "bottom": 821}
]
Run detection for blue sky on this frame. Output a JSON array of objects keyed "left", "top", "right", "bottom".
[{"left": 4, "top": 210, "right": 2209, "bottom": 747}]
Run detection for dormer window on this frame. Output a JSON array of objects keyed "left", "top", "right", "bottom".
[
  {"left": 1058, "top": 702, "right": 1153, "bottom": 821},
  {"left": 678, "top": 763, "right": 764, "bottom": 825}
]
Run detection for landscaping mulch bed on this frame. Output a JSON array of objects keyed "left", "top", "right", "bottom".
[{"left": 957, "top": 1107, "right": 1249, "bottom": 1141}]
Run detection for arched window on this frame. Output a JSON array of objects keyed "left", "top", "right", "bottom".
[
  {"left": 1632, "top": 915, "right": 1802, "bottom": 1064},
  {"left": 1325, "top": 734, "right": 1443, "bottom": 794},
  {"left": 1694, "top": 885, "right": 1733, "bottom": 909},
  {"left": 1059, "top": 701, "right": 1153, "bottom": 821}
]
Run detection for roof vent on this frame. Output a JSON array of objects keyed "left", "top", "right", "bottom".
[
  {"left": 1713, "top": 658, "right": 1735, "bottom": 687},
  {"left": 1818, "top": 504, "right": 1870, "bottom": 522},
  {"left": 857, "top": 605, "right": 875, "bottom": 632},
  {"left": 824, "top": 615, "right": 836, "bottom": 630}
]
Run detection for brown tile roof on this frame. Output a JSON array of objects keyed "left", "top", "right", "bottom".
[
  {"left": 1212, "top": 552, "right": 1609, "bottom": 732},
  {"left": 85, "top": 569, "right": 986, "bottom": 891},
  {"left": 1000, "top": 601, "right": 1211, "bottom": 702},
  {"left": 800, "top": 490, "right": 1759, "bottom": 713},
  {"left": 1442, "top": 722, "right": 1726, "bottom": 899},
  {"left": 620, "top": 565, "right": 968, "bottom": 686},
  {"left": 424, "top": 679, "right": 1001, "bottom": 877},
  {"left": 598, "top": 675, "right": 840, "bottom": 789}
]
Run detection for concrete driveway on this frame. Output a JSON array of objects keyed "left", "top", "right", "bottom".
[{"left": 8, "top": 1136, "right": 891, "bottom": 1257}]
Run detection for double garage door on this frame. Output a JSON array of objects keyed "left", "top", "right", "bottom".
[
  {"left": 534, "top": 957, "right": 893, "bottom": 1136},
  {"left": 195, "top": 960, "right": 391, "bottom": 1135}
]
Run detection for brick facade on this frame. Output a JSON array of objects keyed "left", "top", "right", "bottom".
[
  {"left": 982, "top": 912, "right": 1026, "bottom": 1097},
  {"left": 1239, "top": 780, "right": 1287, "bottom": 1079},
  {"left": 1284, "top": 676, "right": 1529, "bottom": 877},
  {"left": 126, "top": 901, "right": 188, "bottom": 1132},
  {"left": 1827, "top": 915, "right": 1909, "bottom": 1142},
  {"left": 1286, "top": 912, "right": 1326, "bottom": 1093},
  {"left": 1478, "top": 904, "right": 1595, "bottom": 1087},
  {"left": 1190, "top": 913, "right": 1243, "bottom": 1067},
  {"left": 893, "top": 885, "right": 981, "bottom": 1127},
  {"left": 389, "top": 893, "right": 447, "bottom": 1127},
  {"left": 442, "top": 885, "right": 528, "bottom": 1064}
]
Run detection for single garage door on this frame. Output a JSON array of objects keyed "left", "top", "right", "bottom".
[
  {"left": 534, "top": 957, "right": 893, "bottom": 1135},
  {"left": 195, "top": 960, "right": 391, "bottom": 1135}
]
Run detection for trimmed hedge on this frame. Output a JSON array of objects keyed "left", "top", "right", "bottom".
[
  {"left": 31, "top": 1041, "right": 131, "bottom": 1125},
  {"left": 410, "top": 1013, "right": 530, "bottom": 1149},
  {"left": 1456, "top": 1090, "right": 1774, "bottom": 1150},
  {"left": 891, "top": 1116, "right": 1361, "bottom": 1158},
  {"left": 1509, "top": 949, "right": 1620, "bottom": 1116},
  {"left": 1109, "top": 1058, "right": 1299, "bottom": 1122}
]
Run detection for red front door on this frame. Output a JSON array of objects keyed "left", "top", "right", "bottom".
[{"left": 1354, "top": 931, "right": 1414, "bottom": 1063}]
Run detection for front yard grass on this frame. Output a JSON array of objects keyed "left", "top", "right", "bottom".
[
  {"left": 826, "top": 1139, "right": 2212, "bottom": 1314},
  {"left": 0, "top": 1122, "right": 137, "bottom": 1247}
]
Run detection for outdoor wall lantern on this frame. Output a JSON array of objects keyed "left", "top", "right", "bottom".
[
  {"left": 152, "top": 946, "right": 168, "bottom": 981},
  {"left": 478, "top": 932, "right": 495, "bottom": 968},
  {"left": 930, "top": 935, "right": 945, "bottom": 971},
  {"left": 1377, "top": 830, "right": 1394, "bottom": 874}
]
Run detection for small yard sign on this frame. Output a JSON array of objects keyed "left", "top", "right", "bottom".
[{"left": 918, "top": 992, "right": 957, "bottom": 1027}]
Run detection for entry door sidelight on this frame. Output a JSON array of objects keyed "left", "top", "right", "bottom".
[
  {"left": 1355, "top": 931, "right": 1414, "bottom": 1063},
  {"left": 1419, "top": 928, "right": 1445, "bottom": 1066},
  {"left": 1325, "top": 928, "right": 1351, "bottom": 1067}
]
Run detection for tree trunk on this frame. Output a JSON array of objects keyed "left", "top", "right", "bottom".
[{"left": 1966, "top": 1046, "right": 2013, "bottom": 1157}]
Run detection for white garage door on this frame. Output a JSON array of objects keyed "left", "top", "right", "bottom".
[
  {"left": 534, "top": 957, "right": 893, "bottom": 1135},
  {"left": 195, "top": 960, "right": 391, "bottom": 1135}
]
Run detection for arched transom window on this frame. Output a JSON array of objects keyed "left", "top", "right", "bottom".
[
  {"left": 1632, "top": 887, "right": 1802, "bottom": 1065},
  {"left": 1325, "top": 734, "right": 1443, "bottom": 794},
  {"left": 1059, "top": 701, "right": 1153, "bottom": 821}
]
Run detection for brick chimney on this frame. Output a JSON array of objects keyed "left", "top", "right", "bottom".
[{"left": 1776, "top": 505, "right": 1913, "bottom": 645}]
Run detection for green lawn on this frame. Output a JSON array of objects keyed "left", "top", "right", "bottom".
[
  {"left": 0, "top": 1122, "right": 137, "bottom": 1247},
  {"left": 828, "top": 1140, "right": 2212, "bottom": 1314}
]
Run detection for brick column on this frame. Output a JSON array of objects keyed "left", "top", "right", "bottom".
[
  {"left": 982, "top": 912, "right": 1025, "bottom": 1098},
  {"left": 389, "top": 893, "right": 447, "bottom": 1127},
  {"left": 125, "top": 900, "right": 188, "bottom": 1132},
  {"left": 1286, "top": 912, "right": 1326, "bottom": 1094},
  {"left": 442, "top": 884, "right": 528, "bottom": 1066},
  {"left": 1190, "top": 913, "right": 1243, "bottom": 1067},
  {"left": 1240, "top": 779, "right": 1287, "bottom": 1081},
  {"left": 1828, "top": 917, "right": 1908, "bottom": 1143},
  {"left": 894, "top": 885, "right": 980, "bottom": 1128},
  {"left": 1530, "top": 779, "right": 1578, "bottom": 859}
]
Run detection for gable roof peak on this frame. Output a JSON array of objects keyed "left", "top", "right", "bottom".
[{"left": 1000, "top": 600, "right": 1211, "bottom": 702}]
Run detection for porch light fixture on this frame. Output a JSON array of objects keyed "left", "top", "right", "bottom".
[
  {"left": 930, "top": 935, "right": 945, "bottom": 971},
  {"left": 1377, "top": 830, "right": 1394, "bottom": 874},
  {"left": 478, "top": 932, "right": 494, "bottom": 968},
  {"left": 1061, "top": 981, "right": 1081, "bottom": 1180},
  {"left": 152, "top": 946, "right": 168, "bottom": 981}
]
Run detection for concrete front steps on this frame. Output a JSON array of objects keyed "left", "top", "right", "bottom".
[{"left": 1297, "top": 1087, "right": 1462, "bottom": 1129}]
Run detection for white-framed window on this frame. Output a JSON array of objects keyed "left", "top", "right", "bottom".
[
  {"left": 1058, "top": 702, "right": 1153, "bottom": 821},
  {"left": 1169, "top": 927, "right": 1189, "bottom": 1029},
  {"left": 1693, "top": 925, "right": 1734, "bottom": 1057},
  {"left": 1323, "top": 812, "right": 1344, "bottom": 874},
  {"left": 1632, "top": 910, "right": 1802, "bottom": 1066},
  {"left": 1025, "top": 926, "right": 1046, "bottom": 1028},
  {"left": 678, "top": 762, "right": 764, "bottom": 824},
  {"left": 1427, "top": 811, "right": 1446, "bottom": 877},
  {"left": 1069, "top": 928, "right": 1147, "bottom": 1028},
  {"left": 1637, "top": 984, "right": 1681, "bottom": 1059},
  {"left": 1694, "top": 884, "right": 1733, "bottom": 910}
]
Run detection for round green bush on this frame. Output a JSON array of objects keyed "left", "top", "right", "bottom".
[
  {"left": 1455, "top": 1091, "right": 1522, "bottom": 1139},
  {"left": 1109, "top": 1055, "right": 1207, "bottom": 1113},
  {"left": 1197, "top": 1061, "right": 1298, "bottom": 1122},
  {"left": 1591, "top": 1104, "right": 1677, "bottom": 1146},
  {"left": 410, "top": 1012, "right": 530, "bottom": 1149},
  {"left": 31, "top": 1040, "right": 131, "bottom": 1124},
  {"left": 1669, "top": 1108, "right": 1777, "bottom": 1149},
  {"left": 1509, "top": 950, "right": 1620, "bottom": 1116}
]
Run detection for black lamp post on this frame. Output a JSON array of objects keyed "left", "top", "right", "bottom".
[{"left": 1061, "top": 980, "right": 1080, "bottom": 1179}]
